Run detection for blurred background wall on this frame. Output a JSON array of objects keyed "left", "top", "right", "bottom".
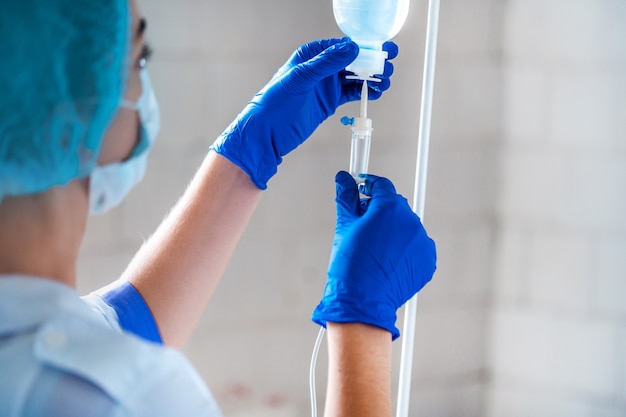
[
  {"left": 77, "top": 0, "right": 626, "bottom": 415},
  {"left": 487, "top": 1, "right": 626, "bottom": 415}
]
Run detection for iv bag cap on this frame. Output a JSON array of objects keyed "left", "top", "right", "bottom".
[{"left": 346, "top": 48, "right": 388, "bottom": 79}]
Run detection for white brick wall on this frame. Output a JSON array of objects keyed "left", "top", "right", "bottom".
[
  {"left": 526, "top": 230, "right": 592, "bottom": 313},
  {"left": 504, "top": 0, "right": 626, "bottom": 66},
  {"left": 594, "top": 236, "right": 626, "bottom": 317},
  {"left": 488, "top": 0, "right": 626, "bottom": 415},
  {"left": 489, "top": 310, "right": 617, "bottom": 397}
]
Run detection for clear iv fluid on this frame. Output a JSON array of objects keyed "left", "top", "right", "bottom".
[
  {"left": 349, "top": 125, "right": 372, "bottom": 180},
  {"left": 333, "top": 0, "right": 410, "bottom": 50}
]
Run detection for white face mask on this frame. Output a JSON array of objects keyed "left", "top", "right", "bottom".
[{"left": 89, "top": 68, "right": 160, "bottom": 215}]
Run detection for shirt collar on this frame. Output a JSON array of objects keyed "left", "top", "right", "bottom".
[{"left": 0, "top": 276, "right": 93, "bottom": 335}]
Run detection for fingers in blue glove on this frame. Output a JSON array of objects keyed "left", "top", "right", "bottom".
[
  {"left": 366, "top": 42, "right": 398, "bottom": 98},
  {"left": 334, "top": 171, "right": 361, "bottom": 218},
  {"left": 342, "top": 41, "right": 399, "bottom": 101},
  {"left": 290, "top": 38, "right": 359, "bottom": 67},
  {"left": 285, "top": 39, "right": 360, "bottom": 93},
  {"left": 383, "top": 41, "right": 400, "bottom": 60},
  {"left": 359, "top": 173, "right": 398, "bottom": 198}
]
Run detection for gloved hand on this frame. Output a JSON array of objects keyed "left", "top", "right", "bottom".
[
  {"left": 210, "top": 38, "right": 398, "bottom": 189},
  {"left": 312, "top": 171, "right": 437, "bottom": 340}
]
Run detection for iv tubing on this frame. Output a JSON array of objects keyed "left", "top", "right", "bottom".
[
  {"left": 360, "top": 80, "right": 368, "bottom": 118},
  {"left": 396, "top": 0, "right": 440, "bottom": 416},
  {"left": 309, "top": 327, "right": 326, "bottom": 417}
]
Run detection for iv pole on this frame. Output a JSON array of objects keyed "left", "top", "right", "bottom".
[{"left": 396, "top": 0, "right": 441, "bottom": 416}]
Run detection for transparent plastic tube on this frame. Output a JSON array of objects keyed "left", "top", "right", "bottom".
[
  {"left": 349, "top": 118, "right": 372, "bottom": 183},
  {"left": 348, "top": 81, "right": 372, "bottom": 183}
]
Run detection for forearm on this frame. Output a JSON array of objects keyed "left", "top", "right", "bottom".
[
  {"left": 122, "top": 150, "right": 262, "bottom": 348},
  {"left": 324, "top": 322, "right": 393, "bottom": 417}
]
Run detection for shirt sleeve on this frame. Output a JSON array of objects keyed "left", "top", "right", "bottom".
[{"left": 95, "top": 282, "right": 163, "bottom": 345}]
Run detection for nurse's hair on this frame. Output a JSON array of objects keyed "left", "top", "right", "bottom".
[{"left": 0, "top": 0, "right": 130, "bottom": 202}]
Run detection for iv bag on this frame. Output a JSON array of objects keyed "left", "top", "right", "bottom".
[{"left": 333, "top": 0, "right": 410, "bottom": 78}]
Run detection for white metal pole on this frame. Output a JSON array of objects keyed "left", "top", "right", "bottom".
[{"left": 395, "top": 0, "right": 440, "bottom": 416}]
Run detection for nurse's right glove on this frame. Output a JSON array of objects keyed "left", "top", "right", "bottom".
[
  {"left": 312, "top": 171, "right": 437, "bottom": 341},
  {"left": 210, "top": 38, "right": 398, "bottom": 190}
]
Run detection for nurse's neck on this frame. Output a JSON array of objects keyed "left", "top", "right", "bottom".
[{"left": 0, "top": 179, "right": 89, "bottom": 288}]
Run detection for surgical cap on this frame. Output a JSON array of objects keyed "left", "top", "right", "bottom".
[{"left": 0, "top": 0, "right": 130, "bottom": 202}]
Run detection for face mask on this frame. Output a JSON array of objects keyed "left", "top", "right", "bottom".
[{"left": 89, "top": 68, "right": 160, "bottom": 215}]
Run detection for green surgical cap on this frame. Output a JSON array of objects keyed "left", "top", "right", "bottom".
[{"left": 0, "top": 0, "right": 130, "bottom": 201}]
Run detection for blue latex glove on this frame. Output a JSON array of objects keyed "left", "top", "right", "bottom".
[
  {"left": 210, "top": 38, "right": 398, "bottom": 189},
  {"left": 312, "top": 172, "right": 437, "bottom": 340}
]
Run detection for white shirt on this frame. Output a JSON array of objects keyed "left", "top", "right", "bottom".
[{"left": 0, "top": 276, "right": 222, "bottom": 417}]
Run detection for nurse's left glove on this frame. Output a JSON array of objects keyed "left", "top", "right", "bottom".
[
  {"left": 312, "top": 172, "right": 437, "bottom": 340},
  {"left": 210, "top": 38, "right": 398, "bottom": 189}
]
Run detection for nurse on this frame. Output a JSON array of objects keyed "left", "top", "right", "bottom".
[{"left": 0, "top": 1, "right": 436, "bottom": 416}]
